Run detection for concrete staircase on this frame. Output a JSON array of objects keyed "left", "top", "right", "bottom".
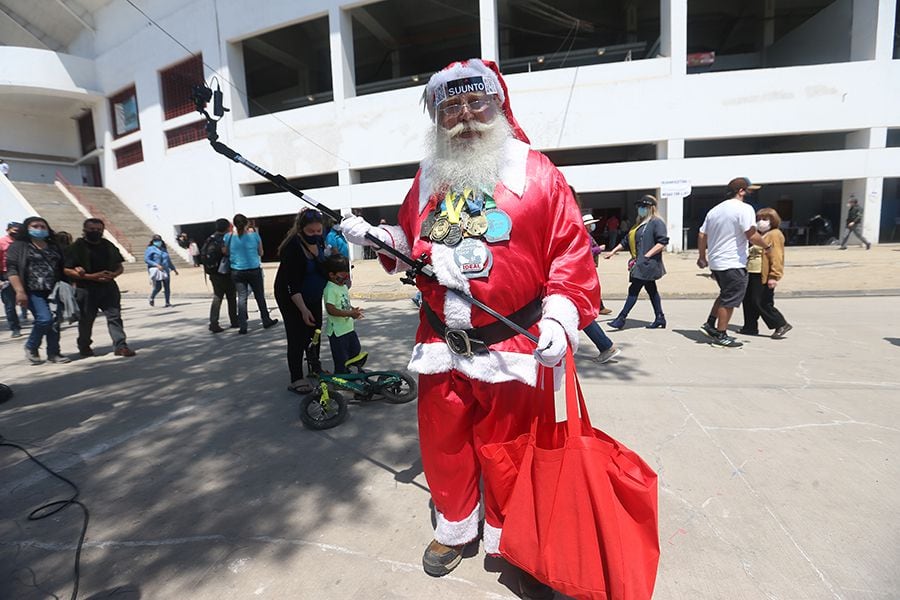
[
  {"left": 12, "top": 182, "right": 87, "bottom": 239},
  {"left": 12, "top": 182, "right": 192, "bottom": 272}
]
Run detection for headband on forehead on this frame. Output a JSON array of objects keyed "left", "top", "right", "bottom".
[{"left": 423, "top": 58, "right": 530, "bottom": 144}]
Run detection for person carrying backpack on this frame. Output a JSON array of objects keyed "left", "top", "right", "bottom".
[{"left": 204, "top": 218, "right": 238, "bottom": 333}]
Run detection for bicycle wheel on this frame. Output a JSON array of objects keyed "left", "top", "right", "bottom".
[
  {"left": 299, "top": 388, "right": 348, "bottom": 430},
  {"left": 371, "top": 372, "right": 417, "bottom": 404}
]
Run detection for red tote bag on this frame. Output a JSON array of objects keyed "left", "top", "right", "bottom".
[{"left": 481, "top": 349, "right": 659, "bottom": 600}]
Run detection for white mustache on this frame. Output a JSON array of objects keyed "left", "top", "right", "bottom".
[{"left": 446, "top": 119, "right": 496, "bottom": 139}]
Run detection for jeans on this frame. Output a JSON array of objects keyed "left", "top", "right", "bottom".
[
  {"left": 77, "top": 283, "right": 127, "bottom": 351},
  {"left": 583, "top": 321, "right": 613, "bottom": 353},
  {"left": 150, "top": 275, "right": 171, "bottom": 305},
  {"left": 209, "top": 272, "right": 238, "bottom": 327},
  {"left": 1, "top": 281, "right": 20, "bottom": 332},
  {"left": 329, "top": 331, "right": 361, "bottom": 374},
  {"left": 26, "top": 291, "right": 60, "bottom": 356},
  {"left": 618, "top": 278, "right": 664, "bottom": 319},
  {"left": 232, "top": 268, "right": 274, "bottom": 329},
  {"left": 840, "top": 224, "right": 869, "bottom": 248}
]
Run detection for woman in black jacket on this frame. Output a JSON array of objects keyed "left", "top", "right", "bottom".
[
  {"left": 5, "top": 216, "right": 70, "bottom": 363},
  {"left": 274, "top": 209, "right": 329, "bottom": 393},
  {"left": 603, "top": 195, "right": 669, "bottom": 329}
]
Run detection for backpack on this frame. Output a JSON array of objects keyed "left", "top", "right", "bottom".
[{"left": 201, "top": 234, "right": 225, "bottom": 275}]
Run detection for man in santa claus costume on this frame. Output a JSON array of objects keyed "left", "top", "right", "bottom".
[{"left": 341, "top": 58, "right": 598, "bottom": 597}]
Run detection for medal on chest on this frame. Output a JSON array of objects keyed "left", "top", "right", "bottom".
[{"left": 453, "top": 237, "right": 493, "bottom": 279}]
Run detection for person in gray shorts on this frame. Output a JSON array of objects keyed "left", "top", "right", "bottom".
[{"left": 697, "top": 178, "right": 773, "bottom": 348}]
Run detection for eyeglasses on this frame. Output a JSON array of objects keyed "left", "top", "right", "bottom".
[{"left": 438, "top": 96, "right": 493, "bottom": 117}]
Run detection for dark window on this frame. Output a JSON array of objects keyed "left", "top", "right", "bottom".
[
  {"left": 357, "top": 163, "right": 419, "bottom": 183},
  {"left": 684, "top": 133, "right": 848, "bottom": 158},
  {"left": 498, "top": 0, "right": 660, "bottom": 75},
  {"left": 351, "top": 0, "right": 480, "bottom": 96},
  {"left": 887, "top": 129, "right": 900, "bottom": 148},
  {"left": 243, "top": 172, "right": 340, "bottom": 196},
  {"left": 114, "top": 141, "right": 144, "bottom": 169},
  {"left": 165, "top": 120, "right": 207, "bottom": 148},
  {"left": 109, "top": 86, "right": 140, "bottom": 138},
  {"left": 687, "top": 0, "right": 852, "bottom": 73},
  {"left": 161, "top": 54, "right": 205, "bottom": 120},
  {"left": 77, "top": 111, "right": 96, "bottom": 155},
  {"left": 242, "top": 17, "right": 332, "bottom": 117},
  {"left": 543, "top": 144, "right": 657, "bottom": 166}
]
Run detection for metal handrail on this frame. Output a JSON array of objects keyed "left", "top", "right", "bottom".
[{"left": 54, "top": 171, "right": 134, "bottom": 255}]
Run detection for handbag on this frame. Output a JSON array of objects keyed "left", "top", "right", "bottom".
[
  {"left": 480, "top": 348, "right": 660, "bottom": 600},
  {"left": 150, "top": 267, "right": 168, "bottom": 281}
]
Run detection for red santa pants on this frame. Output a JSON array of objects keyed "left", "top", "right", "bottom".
[{"left": 418, "top": 369, "right": 553, "bottom": 548}]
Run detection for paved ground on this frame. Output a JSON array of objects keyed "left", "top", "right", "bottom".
[{"left": 1, "top": 253, "right": 899, "bottom": 599}]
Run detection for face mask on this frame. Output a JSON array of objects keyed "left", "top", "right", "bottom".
[
  {"left": 28, "top": 228, "right": 49, "bottom": 239},
  {"left": 152, "top": 240, "right": 163, "bottom": 248},
  {"left": 756, "top": 219, "right": 771, "bottom": 233},
  {"left": 587, "top": 223, "right": 595, "bottom": 232},
  {"left": 84, "top": 230, "right": 103, "bottom": 242},
  {"left": 302, "top": 233, "right": 323, "bottom": 245},
  {"left": 637, "top": 207, "right": 649, "bottom": 218},
  {"left": 333, "top": 274, "right": 350, "bottom": 286}
]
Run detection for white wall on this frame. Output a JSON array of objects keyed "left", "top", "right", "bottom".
[
  {"left": 7, "top": 0, "right": 900, "bottom": 246},
  {"left": 0, "top": 108, "right": 81, "bottom": 158}
]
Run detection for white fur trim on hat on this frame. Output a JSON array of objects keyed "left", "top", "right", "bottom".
[
  {"left": 425, "top": 59, "right": 505, "bottom": 120},
  {"left": 541, "top": 294, "right": 581, "bottom": 352},
  {"left": 434, "top": 503, "right": 481, "bottom": 546}
]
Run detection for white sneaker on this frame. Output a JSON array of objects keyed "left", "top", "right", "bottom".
[
  {"left": 47, "top": 354, "right": 72, "bottom": 364},
  {"left": 593, "top": 346, "right": 621, "bottom": 364},
  {"left": 25, "top": 348, "right": 43, "bottom": 364}
]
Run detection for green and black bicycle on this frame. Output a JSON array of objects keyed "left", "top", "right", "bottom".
[{"left": 298, "top": 330, "right": 417, "bottom": 430}]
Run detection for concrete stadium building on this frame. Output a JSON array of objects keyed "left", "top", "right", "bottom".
[{"left": 1, "top": 0, "right": 899, "bottom": 261}]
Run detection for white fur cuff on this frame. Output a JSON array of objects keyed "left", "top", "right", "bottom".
[
  {"left": 483, "top": 522, "right": 502, "bottom": 555},
  {"left": 375, "top": 225, "right": 411, "bottom": 274},
  {"left": 541, "top": 294, "right": 581, "bottom": 352},
  {"left": 434, "top": 503, "right": 481, "bottom": 546}
]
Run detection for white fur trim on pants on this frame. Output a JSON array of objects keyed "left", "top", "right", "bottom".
[
  {"left": 435, "top": 503, "right": 481, "bottom": 546},
  {"left": 482, "top": 522, "right": 502, "bottom": 555}
]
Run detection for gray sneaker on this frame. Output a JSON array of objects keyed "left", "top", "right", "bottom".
[
  {"left": 25, "top": 348, "right": 43, "bottom": 364},
  {"left": 11, "top": 329, "right": 22, "bottom": 338},
  {"left": 593, "top": 346, "right": 622, "bottom": 364},
  {"left": 710, "top": 333, "right": 743, "bottom": 348},
  {"left": 47, "top": 354, "right": 72, "bottom": 364}
]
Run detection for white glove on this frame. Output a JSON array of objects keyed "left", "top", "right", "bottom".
[
  {"left": 533, "top": 318, "right": 567, "bottom": 367},
  {"left": 341, "top": 215, "right": 389, "bottom": 247}
]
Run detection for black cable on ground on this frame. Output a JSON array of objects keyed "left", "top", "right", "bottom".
[{"left": 1, "top": 438, "right": 90, "bottom": 600}]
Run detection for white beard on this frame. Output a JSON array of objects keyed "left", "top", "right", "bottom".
[{"left": 422, "top": 115, "right": 513, "bottom": 195}]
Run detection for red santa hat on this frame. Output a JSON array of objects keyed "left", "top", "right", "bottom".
[{"left": 424, "top": 58, "right": 530, "bottom": 144}]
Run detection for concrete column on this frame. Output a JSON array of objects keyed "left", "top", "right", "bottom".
[
  {"left": 659, "top": 0, "right": 687, "bottom": 76},
  {"left": 657, "top": 139, "right": 686, "bottom": 251},
  {"left": 329, "top": 6, "right": 356, "bottom": 104},
  {"left": 479, "top": 0, "right": 498, "bottom": 61},
  {"left": 874, "top": 0, "right": 898, "bottom": 60},
  {"left": 840, "top": 178, "right": 883, "bottom": 244},
  {"left": 850, "top": 0, "right": 878, "bottom": 60}
]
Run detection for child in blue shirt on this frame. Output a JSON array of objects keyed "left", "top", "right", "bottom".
[{"left": 323, "top": 255, "right": 363, "bottom": 373}]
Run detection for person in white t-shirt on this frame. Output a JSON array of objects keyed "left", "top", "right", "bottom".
[
  {"left": 0, "top": 160, "right": 9, "bottom": 177},
  {"left": 696, "top": 177, "right": 772, "bottom": 348}
]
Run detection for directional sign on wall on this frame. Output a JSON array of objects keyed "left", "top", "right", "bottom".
[{"left": 661, "top": 179, "right": 692, "bottom": 198}]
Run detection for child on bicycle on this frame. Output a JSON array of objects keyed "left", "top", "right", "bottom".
[{"left": 323, "top": 255, "right": 364, "bottom": 373}]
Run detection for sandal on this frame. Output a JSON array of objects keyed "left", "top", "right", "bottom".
[{"left": 287, "top": 381, "right": 314, "bottom": 394}]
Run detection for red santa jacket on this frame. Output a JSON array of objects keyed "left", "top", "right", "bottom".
[{"left": 377, "top": 138, "right": 599, "bottom": 386}]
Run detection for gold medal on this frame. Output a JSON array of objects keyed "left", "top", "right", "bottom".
[
  {"left": 466, "top": 214, "right": 488, "bottom": 237},
  {"left": 420, "top": 211, "right": 438, "bottom": 239},
  {"left": 430, "top": 217, "right": 451, "bottom": 242}
]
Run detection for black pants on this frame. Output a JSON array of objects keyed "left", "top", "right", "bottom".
[
  {"left": 77, "top": 283, "right": 127, "bottom": 351},
  {"left": 741, "top": 275, "right": 787, "bottom": 332},
  {"left": 329, "top": 331, "right": 361, "bottom": 374},
  {"left": 275, "top": 293, "right": 322, "bottom": 382},
  {"left": 209, "top": 272, "right": 238, "bottom": 327}
]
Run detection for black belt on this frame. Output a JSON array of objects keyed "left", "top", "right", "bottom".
[{"left": 422, "top": 297, "right": 542, "bottom": 357}]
